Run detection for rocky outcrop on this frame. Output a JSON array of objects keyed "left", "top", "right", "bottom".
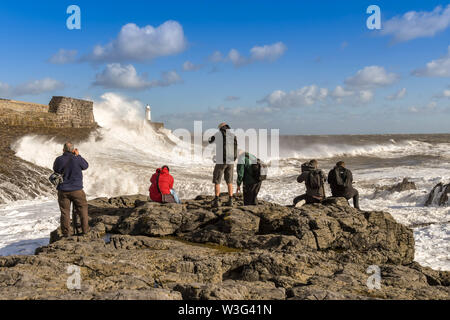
[
  {"left": 425, "top": 182, "right": 450, "bottom": 207},
  {"left": 374, "top": 178, "right": 417, "bottom": 197},
  {"left": 0, "top": 194, "right": 448, "bottom": 300},
  {"left": 0, "top": 126, "right": 98, "bottom": 204}
]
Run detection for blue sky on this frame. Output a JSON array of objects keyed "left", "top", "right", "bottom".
[{"left": 0, "top": 0, "right": 449, "bottom": 134}]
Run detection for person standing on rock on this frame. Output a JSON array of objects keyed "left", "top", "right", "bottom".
[
  {"left": 327, "top": 161, "right": 360, "bottom": 209},
  {"left": 53, "top": 142, "right": 89, "bottom": 237},
  {"left": 208, "top": 122, "right": 238, "bottom": 208},
  {"left": 293, "top": 159, "right": 326, "bottom": 206},
  {"left": 236, "top": 151, "right": 263, "bottom": 205}
]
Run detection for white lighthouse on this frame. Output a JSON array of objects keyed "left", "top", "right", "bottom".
[{"left": 145, "top": 104, "right": 151, "bottom": 121}]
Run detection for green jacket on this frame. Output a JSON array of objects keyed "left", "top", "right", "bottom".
[{"left": 237, "top": 153, "right": 258, "bottom": 186}]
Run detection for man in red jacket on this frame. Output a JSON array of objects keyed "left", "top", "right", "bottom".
[{"left": 149, "top": 166, "right": 180, "bottom": 203}]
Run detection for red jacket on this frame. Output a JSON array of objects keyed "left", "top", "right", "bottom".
[{"left": 149, "top": 167, "right": 174, "bottom": 203}]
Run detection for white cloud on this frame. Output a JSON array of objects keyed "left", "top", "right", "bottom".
[
  {"left": 182, "top": 61, "right": 202, "bottom": 71},
  {"left": 209, "top": 51, "right": 223, "bottom": 63},
  {"left": 443, "top": 89, "right": 450, "bottom": 97},
  {"left": 0, "top": 82, "right": 11, "bottom": 96},
  {"left": 93, "top": 63, "right": 151, "bottom": 89},
  {"left": 427, "top": 101, "right": 437, "bottom": 109},
  {"left": 159, "top": 70, "right": 183, "bottom": 87},
  {"left": 386, "top": 88, "right": 407, "bottom": 100},
  {"left": 408, "top": 106, "right": 419, "bottom": 113},
  {"left": 250, "top": 42, "right": 287, "bottom": 61},
  {"left": 93, "top": 63, "right": 182, "bottom": 90},
  {"left": 358, "top": 90, "right": 374, "bottom": 103},
  {"left": 381, "top": 5, "right": 450, "bottom": 42},
  {"left": 408, "top": 101, "right": 438, "bottom": 113},
  {"left": 224, "top": 42, "right": 287, "bottom": 67},
  {"left": 345, "top": 66, "right": 399, "bottom": 89},
  {"left": 227, "top": 49, "right": 248, "bottom": 67},
  {"left": 13, "top": 78, "right": 64, "bottom": 96},
  {"left": 260, "top": 85, "right": 328, "bottom": 109},
  {"left": 330, "top": 85, "right": 374, "bottom": 104},
  {"left": 413, "top": 46, "right": 450, "bottom": 77},
  {"left": 48, "top": 49, "right": 78, "bottom": 64},
  {"left": 331, "top": 85, "right": 354, "bottom": 99},
  {"left": 86, "top": 21, "right": 187, "bottom": 62}
]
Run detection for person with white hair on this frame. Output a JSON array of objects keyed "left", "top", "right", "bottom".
[{"left": 52, "top": 141, "right": 89, "bottom": 237}]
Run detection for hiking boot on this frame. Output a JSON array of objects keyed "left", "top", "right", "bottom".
[
  {"left": 212, "top": 197, "right": 219, "bottom": 208},
  {"left": 224, "top": 197, "right": 233, "bottom": 207}
]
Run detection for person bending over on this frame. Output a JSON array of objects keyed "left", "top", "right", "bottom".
[{"left": 236, "top": 151, "right": 262, "bottom": 205}]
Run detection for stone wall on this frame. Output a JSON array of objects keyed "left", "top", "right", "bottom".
[
  {"left": 0, "top": 99, "right": 49, "bottom": 113},
  {"left": 0, "top": 96, "right": 96, "bottom": 128},
  {"left": 49, "top": 96, "right": 95, "bottom": 128}
]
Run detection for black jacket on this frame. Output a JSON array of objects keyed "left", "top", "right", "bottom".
[{"left": 328, "top": 166, "right": 354, "bottom": 197}]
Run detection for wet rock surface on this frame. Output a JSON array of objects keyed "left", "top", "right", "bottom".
[
  {"left": 0, "top": 125, "right": 97, "bottom": 204},
  {"left": 374, "top": 178, "right": 417, "bottom": 197},
  {"left": 0, "top": 193, "right": 448, "bottom": 300},
  {"left": 425, "top": 182, "right": 450, "bottom": 207}
]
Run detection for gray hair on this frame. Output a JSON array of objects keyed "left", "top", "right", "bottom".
[{"left": 63, "top": 142, "right": 74, "bottom": 153}]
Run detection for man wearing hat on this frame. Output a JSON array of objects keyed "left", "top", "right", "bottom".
[{"left": 208, "top": 122, "right": 238, "bottom": 207}]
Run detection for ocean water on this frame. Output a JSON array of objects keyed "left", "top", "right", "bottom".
[{"left": 0, "top": 92, "right": 449, "bottom": 271}]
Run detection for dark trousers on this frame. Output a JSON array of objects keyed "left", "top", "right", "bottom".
[
  {"left": 243, "top": 182, "right": 262, "bottom": 205},
  {"left": 293, "top": 194, "right": 322, "bottom": 206},
  {"left": 332, "top": 188, "right": 360, "bottom": 209},
  {"left": 346, "top": 188, "right": 360, "bottom": 209},
  {"left": 57, "top": 189, "right": 89, "bottom": 236}
]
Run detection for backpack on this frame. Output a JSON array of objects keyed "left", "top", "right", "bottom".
[
  {"left": 307, "top": 169, "right": 324, "bottom": 190},
  {"left": 334, "top": 167, "right": 351, "bottom": 188},
  {"left": 49, "top": 157, "right": 73, "bottom": 189},
  {"left": 335, "top": 167, "right": 347, "bottom": 187},
  {"left": 249, "top": 155, "right": 268, "bottom": 182}
]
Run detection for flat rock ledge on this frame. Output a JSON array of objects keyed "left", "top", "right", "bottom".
[{"left": 0, "top": 194, "right": 448, "bottom": 300}]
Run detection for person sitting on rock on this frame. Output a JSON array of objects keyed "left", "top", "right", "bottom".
[
  {"left": 236, "top": 151, "right": 263, "bottom": 206},
  {"left": 293, "top": 159, "right": 326, "bottom": 206},
  {"left": 208, "top": 122, "right": 238, "bottom": 208},
  {"left": 53, "top": 142, "right": 90, "bottom": 237},
  {"left": 149, "top": 166, "right": 180, "bottom": 204},
  {"left": 327, "top": 161, "right": 360, "bottom": 209}
]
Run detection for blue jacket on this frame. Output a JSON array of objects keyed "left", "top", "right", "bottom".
[{"left": 53, "top": 152, "right": 89, "bottom": 192}]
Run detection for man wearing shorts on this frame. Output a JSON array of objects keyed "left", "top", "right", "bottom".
[{"left": 208, "top": 122, "right": 238, "bottom": 207}]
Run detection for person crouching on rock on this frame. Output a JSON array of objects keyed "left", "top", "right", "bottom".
[
  {"left": 236, "top": 151, "right": 262, "bottom": 206},
  {"left": 208, "top": 122, "right": 238, "bottom": 208},
  {"left": 327, "top": 161, "right": 360, "bottom": 209},
  {"left": 293, "top": 159, "right": 326, "bottom": 206},
  {"left": 53, "top": 142, "right": 89, "bottom": 237},
  {"left": 149, "top": 165, "right": 180, "bottom": 203}
]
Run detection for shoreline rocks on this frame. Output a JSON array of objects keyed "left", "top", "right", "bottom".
[
  {"left": 373, "top": 178, "right": 417, "bottom": 198},
  {"left": 425, "top": 182, "right": 450, "bottom": 207},
  {"left": 0, "top": 193, "right": 449, "bottom": 300}
]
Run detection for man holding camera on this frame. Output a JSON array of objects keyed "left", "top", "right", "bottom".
[
  {"left": 53, "top": 142, "right": 89, "bottom": 237},
  {"left": 293, "top": 159, "right": 326, "bottom": 206}
]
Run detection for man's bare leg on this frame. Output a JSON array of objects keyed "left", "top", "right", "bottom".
[
  {"left": 215, "top": 184, "right": 220, "bottom": 197},
  {"left": 227, "top": 183, "right": 233, "bottom": 197},
  {"left": 212, "top": 184, "right": 220, "bottom": 208}
]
